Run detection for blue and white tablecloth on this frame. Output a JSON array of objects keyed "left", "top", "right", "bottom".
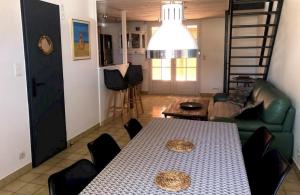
[{"left": 80, "top": 118, "right": 250, "bottom": 195}]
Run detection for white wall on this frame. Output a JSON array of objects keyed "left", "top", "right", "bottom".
[
  {"left": 200, "top": 18, "right": 225, "bottom": 93},
  {"left": 200, "top": 16, "right": 263, "bottom": 93},
  {"left": 42, "top": 0, "right": 99, "bottom": 140},
  {"left": 0, "top": 0, "right": 99, "bottom": 180},
  {"left": 0, "top": 1, "right": 31, "bottom": 180},
  {"left": 268, "top": 0, "right": 300, "bottom": 168}
]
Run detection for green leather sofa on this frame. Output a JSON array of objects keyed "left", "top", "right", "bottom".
[{"left": 213, "top": 80, "right": 295, "bottom": 160}]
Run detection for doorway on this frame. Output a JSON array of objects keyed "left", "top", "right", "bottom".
[
  {"left": 21, "top": 0, "right": 67, "bottom": 167},
  {"left": 150, "top": 25, "right": 200, "bottom": 95}
]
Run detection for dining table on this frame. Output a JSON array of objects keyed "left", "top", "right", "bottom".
[{"left": 80, "top": 118, "right": 251, "bottom": 195}]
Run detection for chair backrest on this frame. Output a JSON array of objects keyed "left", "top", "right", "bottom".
[
  {"left": 242, "top": 126, "right": 273, "bottom": 183},
  {"left": 124, "top": 118, "right": 143, "bottom": 139},
  {"left": 250, "top": 149, "right": 291, "bottom": 195},
  {"left": 48, "top": 159, "right": 97, "bottom": 195},
  {"left": 103, "top": 69, "right": 128, "bottom": 90},
  {"left": 87, "top": 133, "right": 121, "bottom": 173},
  {"left": 125, "top": 65, "right": 143, "bottom": 86}
]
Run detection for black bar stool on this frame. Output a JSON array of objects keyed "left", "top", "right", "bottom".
[
  {"left": 125, "top": 65, "right": 144, "bottom": 117},
  {"left": 103, "top": 69, "right": 128, "bottom": 119}
]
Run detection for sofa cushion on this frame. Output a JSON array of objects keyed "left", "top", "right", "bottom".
[
  {"left": 255, "top": 86, "right": 291, "bottom": 124},
  {"left": 234, "top": 101, "right": 263, "bottom": 119},
  {"left": 228, "top": 95, "right": 247, "bottom": 107},
  {"left": 209, "top": 101, "right": 241, "bottom": 119},
  {"left": 213, "top": 93, "right": 229, "bottom": 102}
]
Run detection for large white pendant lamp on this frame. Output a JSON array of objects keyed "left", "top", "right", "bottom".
[{"left": 146, "top": 1, "right": 198, "bottom": 59}]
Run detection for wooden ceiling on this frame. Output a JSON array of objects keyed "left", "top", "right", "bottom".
[{"left": 96, "top": 0, "right": 229, "bottom": 22}]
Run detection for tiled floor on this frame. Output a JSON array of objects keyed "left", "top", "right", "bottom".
[{"left": 0, "top": 95, "right": 299, "bottom": 195}]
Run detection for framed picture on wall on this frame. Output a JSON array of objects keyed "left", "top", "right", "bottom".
[{"left": 71, "top": 19, "right": 90, "bottom": 60}]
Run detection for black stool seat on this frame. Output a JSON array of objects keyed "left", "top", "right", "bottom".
[
  {"left": 104, "top": 69, "right": 128, "bottom": 91},
  {"left": 125, "top": 65, "right": 143, "bottom": 86},
  {"left": 124, "top": 65, "right": 144, "bottom": 116}
]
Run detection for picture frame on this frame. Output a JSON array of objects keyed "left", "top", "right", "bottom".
[{"left": 71, "top": 19, "right": 91, "bottom": 60}]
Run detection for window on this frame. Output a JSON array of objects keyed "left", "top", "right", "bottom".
[
  {"left": 176, "top": 25, "right": 197, "bottom": 81},
  {"left": 176, "top": 58, "right": 197, "bottom": 81},
  {"left": 152, "top": 59, "right": 171, "bottom": 80}
]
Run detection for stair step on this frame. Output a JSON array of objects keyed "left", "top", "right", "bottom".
[
  {"left": 229, "top": 80, "right": 256, "bottom": 83},
  {"left": 232, "top": 24, "right": 277, "bottom": 28},
  {"left": 233, "top": 0, "right": 279, "bottom": 5},
  {"left": 229, "top": 87, "right": 255, "bottom": 92},
  {"left": 232, "top": 0, "right": 279, "bottom": 10},
  {"left": 230, "top": 73, "right": 265, "bottom": 76},
  {"left": 231, "top": 56, "right": 270, "bottom": 58},
  {"left": 233, "top": 11, "right": 279, "bottom": 17},
  {"left": 231, "top": 46, "right": 272, "bottom": 49},
  {"left": 231, "top": 35, "right": 274, "bottom": 39},
  {"left": 229, "top": 88, "right": 241, "bottom": 91},
  {"left": 230, "top": 65, "right": 267, "bottom": 67}
]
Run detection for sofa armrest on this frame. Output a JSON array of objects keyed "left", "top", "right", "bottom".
[{"left": 282, "top": 107, "right": 296, "bottom": 132}]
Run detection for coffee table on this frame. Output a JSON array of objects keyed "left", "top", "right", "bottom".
[{"left": 162, "top": 98, "right": 209, "bottom": 120}]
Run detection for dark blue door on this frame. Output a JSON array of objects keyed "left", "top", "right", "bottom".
[{"left": 21, "top": 0, "right": 67, "bottom": 167}]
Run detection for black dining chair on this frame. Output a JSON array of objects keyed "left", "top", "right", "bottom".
[
  {"left": 124, "top": 118, "right": 143, "bottom": 139},
  {"left": 103, "top": 69, "right": 128, "bottom": 119},
  {"left": 87, "top": 133, "right": 121, "bottom": 173},
  {"left": 242, "top": 126, "right": 273, "bottom": 179},
  {"left": 250, "top": 149, "right": 291, "bottom": 195},
  {"left": 48, "top": 159, "right": 97, "bottom": 195}
]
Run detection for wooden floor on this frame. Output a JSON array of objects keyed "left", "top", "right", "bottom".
[{"left": 0, "top": 95, "right": 299, "bottom": 195}]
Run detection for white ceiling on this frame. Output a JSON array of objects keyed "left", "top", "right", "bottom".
[{"left": 97, "top": 0, "right": 229, "bottom": 22}]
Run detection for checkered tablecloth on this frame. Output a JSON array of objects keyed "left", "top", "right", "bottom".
[{"left": 80, "top": 118, "right": 250, "bottom": 195}]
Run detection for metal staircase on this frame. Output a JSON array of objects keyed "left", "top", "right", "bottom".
[{"left": 224, "top": 0, "right": 284, "bottom": 93}]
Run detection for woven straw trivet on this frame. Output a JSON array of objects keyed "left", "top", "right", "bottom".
[
  {"left": 155, "top": 171, "right": 191, "bottom": 192},
  {"left": 166, "top": 139, "right": 194, "bottom": 152}
]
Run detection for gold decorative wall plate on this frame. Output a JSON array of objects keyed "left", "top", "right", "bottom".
[
  {"left": 166, "top": 139, "right": 194, "bottom": 153},
  {"left": 38, "top": 35, "right": 54, "bottom": 55},
  {"left": 155, "top": 171, "right": 191, "bottom": 192}
]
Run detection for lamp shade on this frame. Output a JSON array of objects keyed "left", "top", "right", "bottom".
[{"left": 146, "top": 2, "right": 198, "bottom": 59}]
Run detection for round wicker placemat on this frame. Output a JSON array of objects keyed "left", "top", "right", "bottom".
[
  {"left": 155, "top": 171, "right": 191, "bottom": 192},
  {"left": 166, "top": 139, "right": 194, "bottom": 152}
]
